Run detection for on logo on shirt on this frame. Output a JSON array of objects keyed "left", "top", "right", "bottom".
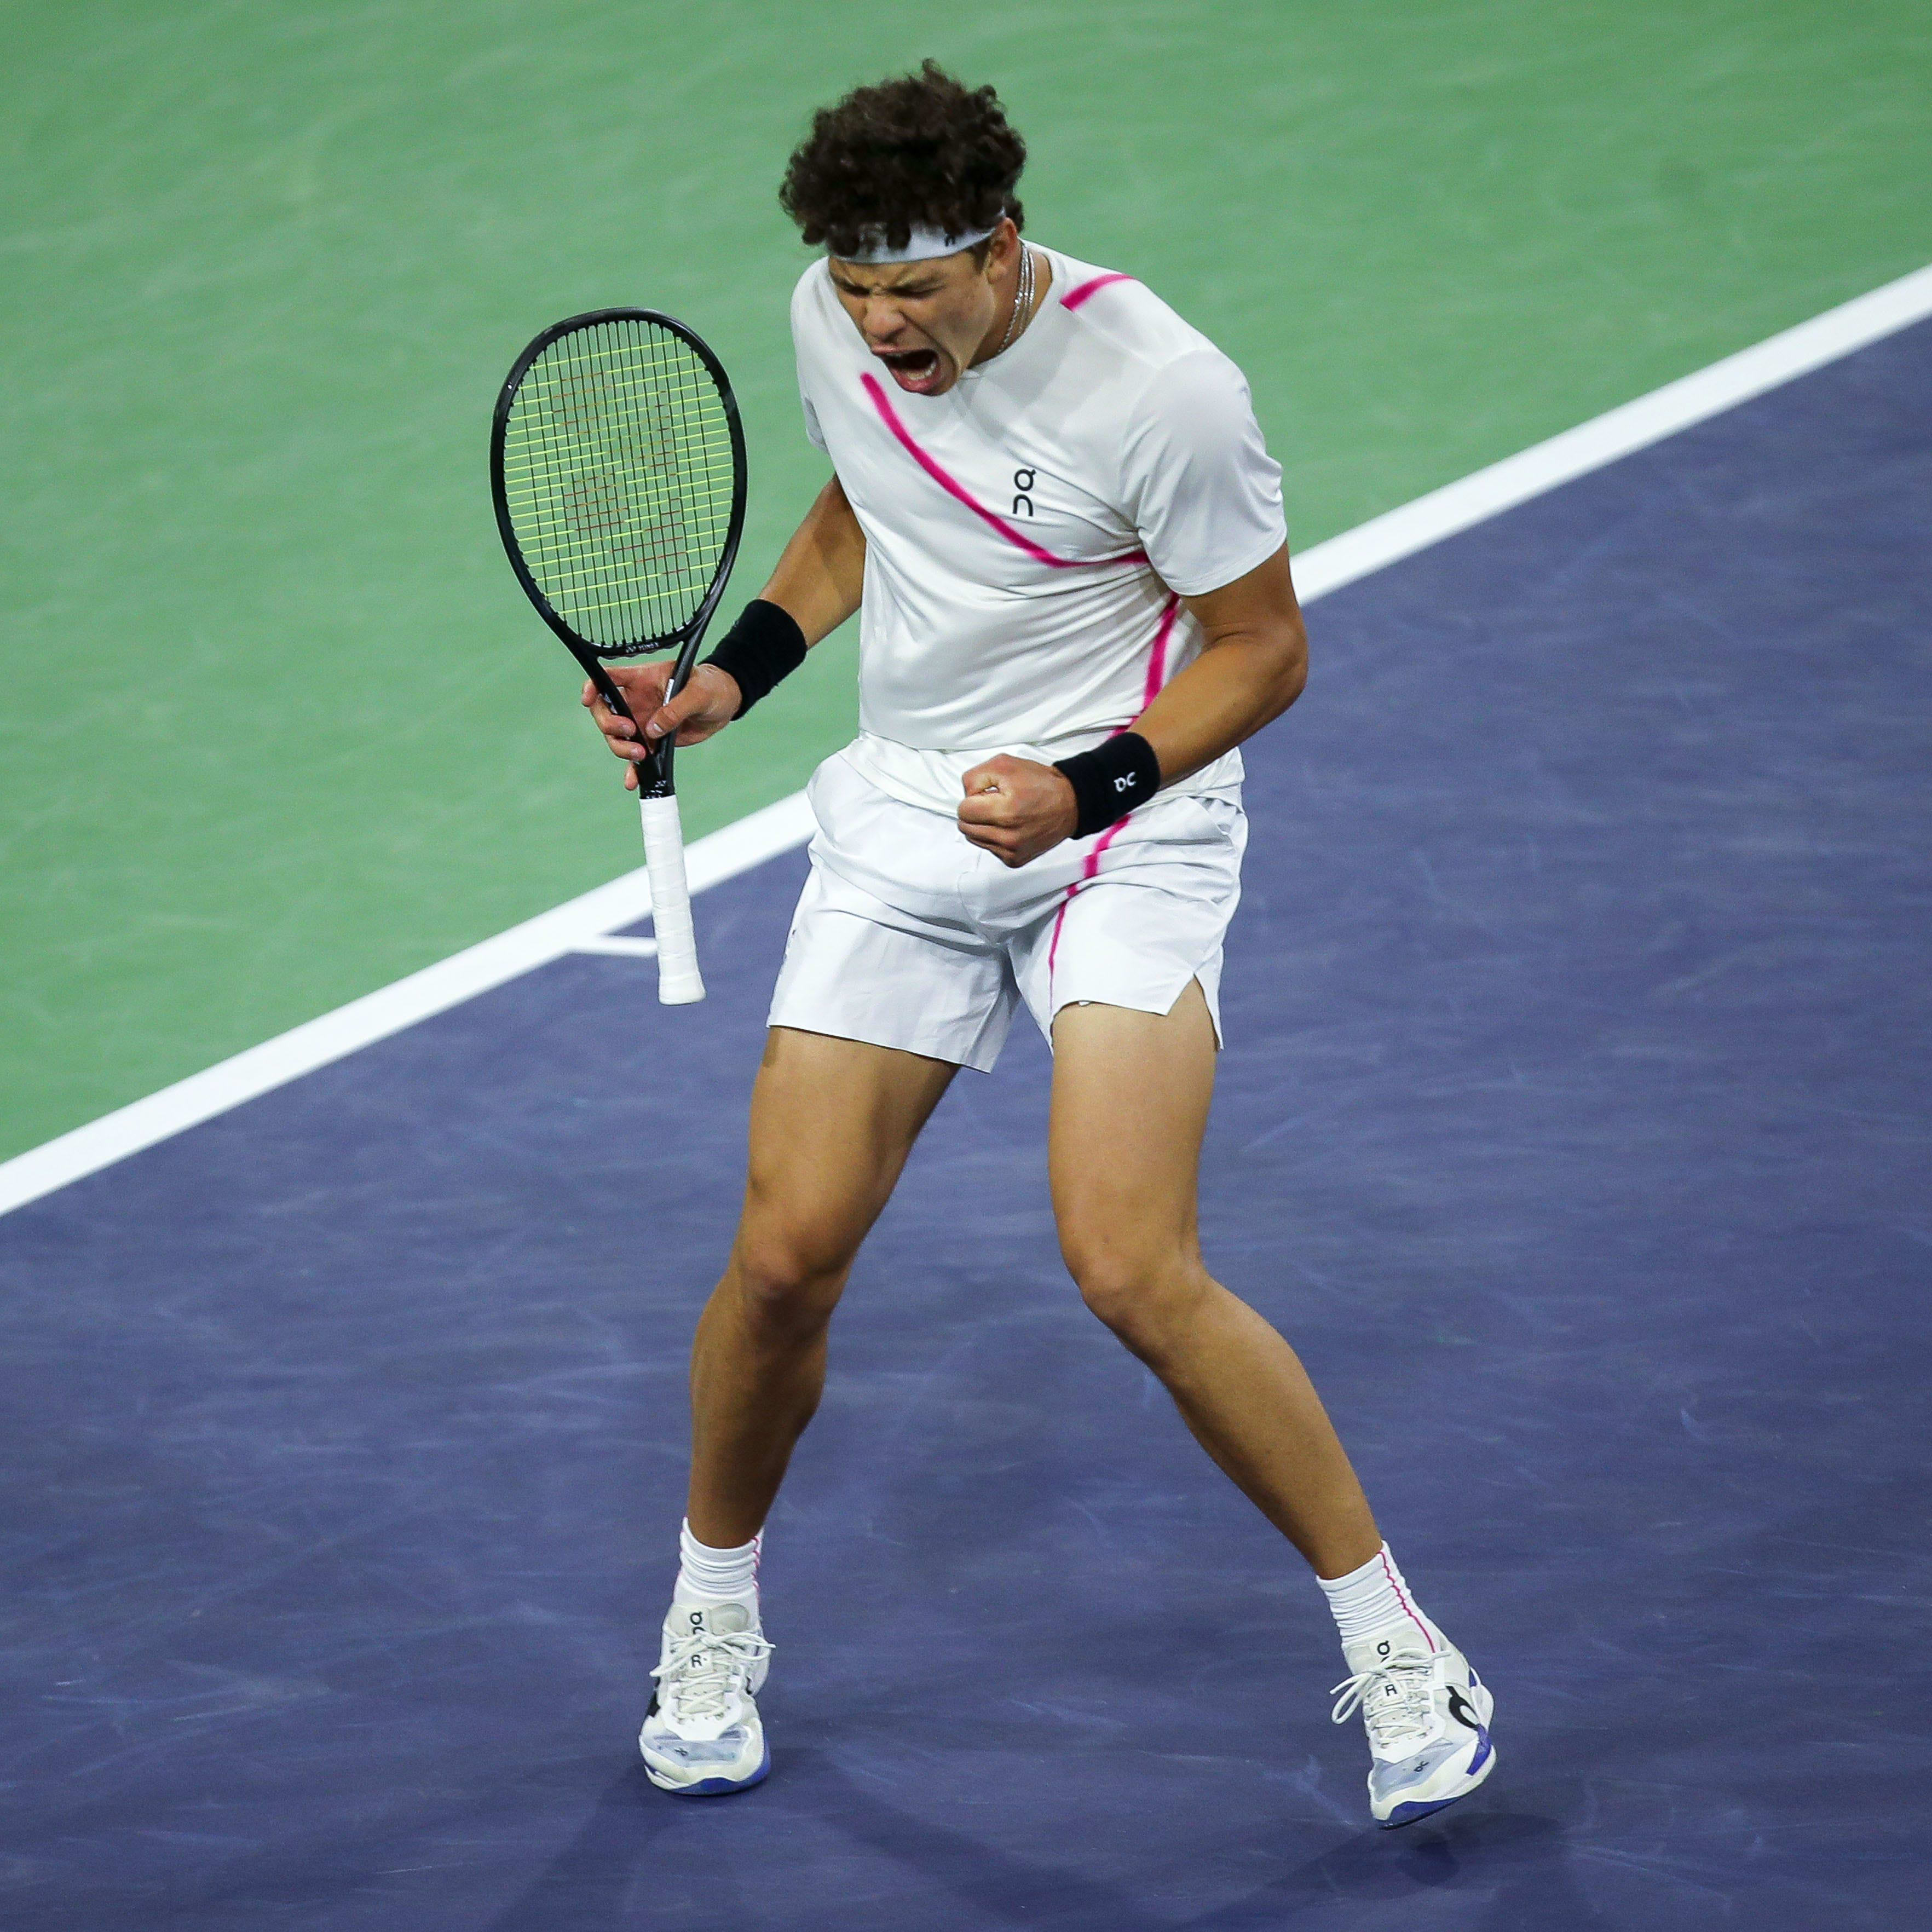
[{"left": 1012, "top": 466, "right": 1036, "bottom": 517}]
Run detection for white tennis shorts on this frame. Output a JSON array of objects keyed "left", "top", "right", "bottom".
[{"left": 768, "top": 750, "right": 1248, "bottom": 1071}]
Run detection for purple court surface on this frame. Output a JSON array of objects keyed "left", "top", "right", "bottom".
[{"left": 4, "top": 320, "right": 1929, "bottom": 1929}]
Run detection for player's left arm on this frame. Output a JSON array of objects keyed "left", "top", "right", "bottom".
[
  {"left": 1135, "top": 545, "right": 1307, "bottom": 781},
  {"left": 959, "top": 545, "right": 1306, "bottom": 866}
]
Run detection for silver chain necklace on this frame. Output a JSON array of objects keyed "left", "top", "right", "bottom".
[{"left": 995, "top": 243, "right": 1035, "bottom": 356}]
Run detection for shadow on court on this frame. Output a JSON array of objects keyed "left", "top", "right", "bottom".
[{"left": 478, "top": 1759, "right": 1597, "bottom": 1932}]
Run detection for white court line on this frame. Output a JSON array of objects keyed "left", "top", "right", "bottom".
[
  {"left": 3, "top": 259, "right": 1928, "bottom": 1218},
  {"left": 1290, "top": 262, "right": 1932, "bottom": 603},
  {"left": 571, "top": 935, "right": 661, "bottom": 959},
  {"left": 0, "top": 792, "right": 811, "bottom": 1216}
]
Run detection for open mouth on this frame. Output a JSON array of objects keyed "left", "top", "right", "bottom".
[{"left": 876, "top": 347, "right": 945, "bottom": 392}]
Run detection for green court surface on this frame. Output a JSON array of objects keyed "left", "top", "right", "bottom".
[{"left": 3, "top": 1, "right": 1928, "bottom": 1162}]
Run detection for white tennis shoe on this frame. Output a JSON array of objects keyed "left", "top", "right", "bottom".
[
  {"left": 1330, "top": 1620, "right": 1496, "bottom": 1827},
  {"left": 638, "top": 1600, "right": 772, "bottom": 1796}
]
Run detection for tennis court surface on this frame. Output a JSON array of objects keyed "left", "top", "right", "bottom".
[{"left": 4, "top": 316, "right": 1927, "bottom": 1928}]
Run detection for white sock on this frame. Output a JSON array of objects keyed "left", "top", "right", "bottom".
[
  {"left": 1317, "top": 1543, "right": 1438, "bottom": 1653},
  {"left": 672, "top": 1518, "right": 761, "bottom": 1609}
]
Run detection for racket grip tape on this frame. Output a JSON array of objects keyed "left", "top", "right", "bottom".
[{"left": 639, "top": 793, "right": 706, "bottom": 1005}]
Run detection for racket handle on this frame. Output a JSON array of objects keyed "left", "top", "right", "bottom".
[{"left": 639, "top": 793, "right": 706, "bottom": 1005}]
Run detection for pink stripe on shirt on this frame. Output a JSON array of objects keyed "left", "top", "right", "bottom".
[
  {"left": 1053, "top": 594, "right": 1184, "bottom": 982},
  {"left": 1137, "top": 595, "right": 1182, "bottom": 714},
  {"left": 860, "top": 373, "right": 1148, "bottom": 570},
  {"left": 1060, "top": 273, "right": 1134, "bottom": 312}
]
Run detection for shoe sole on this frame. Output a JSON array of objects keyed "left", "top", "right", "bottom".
[
  {"left": 643, "top": 1742, "right": 771, "bottom": 1797},
  {"left": 1377, "top": 1733, "right": 1496, "bottom": 1829}
]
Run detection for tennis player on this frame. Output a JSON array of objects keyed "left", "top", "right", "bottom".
[{"left": 586, "top": 63, "right": 1497, "bottom": 1827}]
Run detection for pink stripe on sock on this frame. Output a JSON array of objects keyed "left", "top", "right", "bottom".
[
  {"left": 1060, "top": 272, "right": 1134, "bottom": 312},
  {"left": 1381, "top": 1550, "right": 1437, "bottom": 1653},
  {"left": 861, "top": 373, "right": 1147, "bottom": 570}
]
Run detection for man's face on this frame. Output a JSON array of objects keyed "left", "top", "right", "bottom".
[{"left": 827, "top": 221, "right": 1017, "bottom": 397}]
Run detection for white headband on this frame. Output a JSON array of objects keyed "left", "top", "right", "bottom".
[{"left": 832, "top": 219, "right": 1001, "bottom": 265}]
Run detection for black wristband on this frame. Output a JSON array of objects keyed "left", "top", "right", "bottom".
[
  {"left": 700, "top": 599, "right": 808, "bottom": 718},
  {"left": 1052, "top": 731, "right": 1162, "bottom": 838}
]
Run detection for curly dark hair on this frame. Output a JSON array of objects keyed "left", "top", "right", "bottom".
[{"left": 780, "top": 62, "right": 1026, "bottom": 258}]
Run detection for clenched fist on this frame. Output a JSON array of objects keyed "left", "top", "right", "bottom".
[{"left": 956, "top": 754, "right": 1080, "bottom": 867}]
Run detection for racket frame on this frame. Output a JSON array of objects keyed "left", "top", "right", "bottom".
[
  {"left": 489, "top": 306, "right": 748, "bottom": 802},
  {"left": 490, "top": 308, "right": 748, "bottom": 1004}
]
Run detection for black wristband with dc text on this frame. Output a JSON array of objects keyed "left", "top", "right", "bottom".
[
  {"left": 701, "top": 599, "right": 808, "bottom": 718},
  {"left": 1053, "top": 731, "right": 1162, "bottom": 838}
]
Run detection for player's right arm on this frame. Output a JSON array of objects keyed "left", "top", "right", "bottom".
[
  {"left": 585, "top": 476, "right": 866, "bottom": 782},
  {"left": 753, "top": 472, "right": 868, "bottom": 649}
]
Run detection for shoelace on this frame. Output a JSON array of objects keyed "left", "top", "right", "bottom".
[
  {"left": 650, "top": 1628, "right": 774, "bottom": 1726},
  {"left": 1330, "top": 1649, "right": 1439, "bottom": 1752}
]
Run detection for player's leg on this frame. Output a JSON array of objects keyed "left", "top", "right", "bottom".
[
  {"left": 688, "top": 1024, "right": 956, "bottom": 1545},
  {"left": 1048, "top": 983, "right": 1495, "bottom": 1826},
  {"left": 1048, "top": 981, "right": 1377, "bottom": 1573},
  {"left": 642, "top": 1024, "right": 955, "bottom": 1796}
]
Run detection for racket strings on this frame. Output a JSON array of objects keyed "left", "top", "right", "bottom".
[{"left": 500, "top": 318, "right": 737, "bottom": 651}]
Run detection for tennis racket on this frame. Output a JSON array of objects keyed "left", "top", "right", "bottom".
[{"left": 491, "top": 308, "right": 747, "bottom": 1004}]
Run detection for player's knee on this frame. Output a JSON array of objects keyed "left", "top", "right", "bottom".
[
  {"left": 1063, "top": 1241, "right": 1201, "bottom": 1353},
  {"left": 730, "top": 1221, "right": 853, "bottom": 1333}
]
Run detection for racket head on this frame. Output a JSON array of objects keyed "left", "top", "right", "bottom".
[{"left": 491, "top": 308, "right": 747, "bottom": 667}]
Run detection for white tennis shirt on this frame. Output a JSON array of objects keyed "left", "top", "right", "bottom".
[{"left": 793, "top": 246, "right": 1288, "bottom": 815}]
